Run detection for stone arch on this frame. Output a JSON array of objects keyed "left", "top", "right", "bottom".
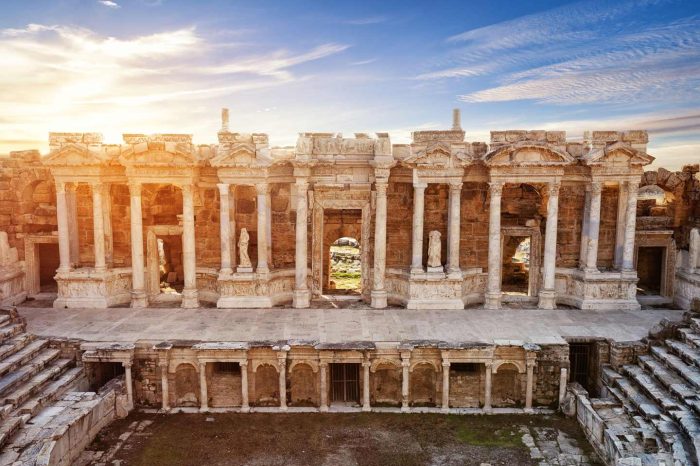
[
  {"left": 173, "top": 363, "right": 199, "bottom": 407},
  {"left": 409, "top": 362, "right": 438, "bottom": 407},
  {"left": 371, "top": 362, "right": 401, "bottom": 406},
  {"left": 253, "top": 363, "right": 279, "bottom": 407},
  {"left": 493, "top": 360, "right": 526, "bottom": 374},
  {"left": 409, "top": 359, "right": 439, "bottom": 373},
  {"left": 289, "top": 360, "right": 318, "bottom": 374},
  {"left": 492, "top": 362, "right": 524, "bottom": 408},
  {"left": 289, "top": 362, "right": 317, "bottom": 407},
  {"left": 370, "top": 358, "right": 400, "bottom": 373}
]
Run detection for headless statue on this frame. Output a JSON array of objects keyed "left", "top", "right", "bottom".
[{"left": 238, "top": 228, "right": 252, "bottom": 268}]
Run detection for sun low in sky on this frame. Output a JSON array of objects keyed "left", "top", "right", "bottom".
[{"left": 1, "top": 0, "right": 699, "bottom": 168}]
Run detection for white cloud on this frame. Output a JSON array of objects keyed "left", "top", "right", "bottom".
[{"left": 97, "top": 0, "right": 120, "bottom": 8}]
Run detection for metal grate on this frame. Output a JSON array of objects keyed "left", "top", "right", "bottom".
[
  {"left": 569, "top": 343, "right": 591, "bottom": 391},
  {"left": 330, "top": 363, "right": 360, "bottom": 403}
]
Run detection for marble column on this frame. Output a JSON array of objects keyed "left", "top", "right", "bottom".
[
  {"left": 256, "top": 183, "right": 269, "bottom": 273},
  {"left": 181, "top": 184, "right": 199, "bottom": 308},
  {"left": 539, "top": 182, "right": 560, "bottom": 309},
  {"left": 401, "top": 355, "right": 410, "bottom": 412},
  {"left": 441, "top": 360, "right": 450, "bottom": 412},
  {"left": 102, "top": 184, "right": 113, "bottom": 267},
  {"left": 199, "top": 362, "right": 208, "bottom": 411},
  {"left": 240, "top": 360, "right": 250, "bottom": 412},
  {"left": 614, "top": 182, "right": 628, "bottom": 270},
  {"left": 159, "top": 362, "right": 169, "bottom": 411},
  {"left": 558, "top": 367, "right": 568, "bottom": 408},
  {"left": 55, "top": 181, "right": 71, "bottom": 273},
  {"left": 578, "top": 186, "right": 591, "bottom": 270},
  {"left": 483, "top": 362, "right": 493, "bottom": 413},
  {"left": 621, "top": 181, "right": 639, "bottom": 272},
  {"left": 293, "top": 179, "right": 310, "bottom": 308},
  {"left": 362, "top": 359, "right": 371, "bottom": 412},
  {"left": 485, "top": 182, "right": 503, "bottom": 309},
  {"left": 278, "top": 352, "right": 288, "bottom": 411},
  {"left": 447, "top": 182, "right": 462, "bottom": 277},
  {"left": 319, "top": 362, "right": 329, "bottom": 412},
  {"left": 129, "top": 182, "right": 147, "bottom": 307},
  {"left": 371, "top": 180, "right": 389, "bottom": 308},
  {"left": 218, "top": 183, "right": 233, "bottom": 274},
  {"left": 91, "top": 182, "right": 106, "bottom": 271},
  {"left": 525, "top": 360, "right": 535, "bottom": 412},
  {"left": 66, "top": 183, "right": 79, "bottom": 268},
  {"left": 584, "top": 181, "right": 603, "bottom": 273},
  {"left": 123, "top": 362, "right": 134, "bottom": 409},
  {"left": 411, "top": 183, "right": 427, "bottom": 274}
]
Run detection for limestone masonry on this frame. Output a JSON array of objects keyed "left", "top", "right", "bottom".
[{"left": 0, "top": 109, "right": 699, "bottom": 465}]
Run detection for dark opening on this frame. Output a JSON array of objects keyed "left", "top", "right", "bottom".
[
  {"left": 451, "top": 363, "right": 481, "bottom": 374},
  {"left": 502, "top": 236, "right": 530, "bottom": 295},
  {"left": 569, "top": 343, "right": 593, "bottom": 393},
  {"left": 89, "top": 362, "right": 125, "bottom": 392},
  {"left": 330, "top": 363, "right": 360, "bottom": 403},
  {"left": 38, "top": 243, "right": 59, "bottom": 293},
  {"left": 213, "top": 362, "right": 241, "bottom": 375},
  {"left": 637, "top": 246, "right": 664, "bottom": 295}
]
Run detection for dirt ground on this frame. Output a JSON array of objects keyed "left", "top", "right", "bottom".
[{"left": 83, "top": 412, "right": 600, "bottom": 466}]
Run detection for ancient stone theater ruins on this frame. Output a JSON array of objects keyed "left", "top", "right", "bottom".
[{"left": 0, "top": 109, "right": 699, "bottom": 465}]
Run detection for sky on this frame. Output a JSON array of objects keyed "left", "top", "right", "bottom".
[{"left": 1, "top": 0, "right": 699, "bottom": 169}]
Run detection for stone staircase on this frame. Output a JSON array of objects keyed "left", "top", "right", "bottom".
[
  {"left": 597, "top": 316, "right": 700, "bottom": 465},
  {"left": 0, "top": 307, "right": 85, "bottom": 463}
]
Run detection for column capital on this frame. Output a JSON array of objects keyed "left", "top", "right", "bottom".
[
  {"left": 627, "top": 179, "right": 640, "bottom": 193},
  {"left": 66, "top": 182, "right": 78, "bottom": 193},
  {"left": 375, "top": 182, "right": 388, "bottom": 196},
  {"left": 122, "top": 361, "right": 133, "bottom": 369},
  {"left": 401, "top": 359, "right": 410, "bottom": 368},
  {"left": 255, "top": 182, "right": 269, "bottom": 195},
  {"left": 547, "top": 181, "right": 561, "bottom": 196},
  {"left": 89, "top": 180, "right": 103, "bottom": 190},
  {"left": 240, "top": 360, "right": 248, "bottom": 368},
  {"left": 217, "top": 183, "right": 230, "bottom": 195},
  {"left": 590, "top": 180, "right": 603, "bottom": 195},
  {"left": 484, "top": 361, "right": 493, "bottom": 369},
  {"left": 55, "top": 180, "right": 67, "bottom": 194},
  {"left": 128, "top": 181, "right": 142, "bottom": 196},
  {"left": 180, "top": 183, "right": 193, "bottom": 196},
  {"left": 158, "top": 360, "right": 169, "bottom": 369},
  {"left": 413, "top": 182, "right": 428, "bottom": 190},
  {"left": 295, "top": 178, "right": 309, "bottom": 190},
  {"left": 449, "top": 180, "right": 463, "bottom": 191},
  {"left": 488, "top": 181, "right": 504, "bottom": 195},
  {"left": 526, "top": 360, "right": 536, "bottom": 369},
  {"left": 374, "top": 167, "right": 392, "bottom": 179}
]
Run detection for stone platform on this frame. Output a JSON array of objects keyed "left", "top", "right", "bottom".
[{"left": 18, "top": 305, "right": 684, "bottom": 344}]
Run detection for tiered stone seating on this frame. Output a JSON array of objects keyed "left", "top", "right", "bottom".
[
  {"left": 0, "top": 308, "right": 84, "bottom": 462},
  {"left": 597, "top": 318, "right": 700, "bottom": 465}
]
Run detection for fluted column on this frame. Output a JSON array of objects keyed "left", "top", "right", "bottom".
[
  {"left": 525, "top": 360, "right": 535, "bottom": 412},
  {"left": 483, "top": 362, "right": 492, "bottom": 413},
  {"left": 584, "top": 181, "right": 603, "bottom": 272},
  {"left": 55, "top": 181, "right": 71, "bottom": 273},
  {"left": 319, "top": 362, "right": 329, "bottom": 412},
  {"left": 129, "top": 182, "right": 147, "bottom": 307},
  {"left": 447, "top": 181, "right": 462, "bottom": 277},
  {"left": 66, "top": 183, "right": 79, "bottom": 268},
  {"left": 256, "top": 183, "right": 269, "bottom": 273},
  {"left": 411, "top": 182, "right": 427, "bottom": 274},
  {"left": 278, "top": 352, "right": 288, "bottom": 411},
  {"left": 91, "top": 182, "right": 106, "bottom": 271},
  {"left": 293, "top": 179, "right": 310, "bottom": 308},
  {"left": 181, "top": 184, "right": 199, "bottom": 308},
  {"left": 485, "top": 182, "right": 503, "bottom": 309},
  {"left": 539, "top": 182, "right": 560, "bottom": 309},
  {"left": 401, "top": 353, "right": 410, "bottom": 412},
  {"left": 441, "top": 358, "right": 450, "bottom": 412},
  {"left": 199, "top": 362, "right": 208, "bottom": 411},
  {"left": 362, "top": 358, "right": 371, "bottom": 412},
  {"left": 159, "top": 361, "right": 169, "bottom": 411},
  {"left": 240, "top": 360, "right": 250, "bottom": 412},
  {"left": 371, "top": 179, "right": 389, "bottom": 308},
  {"left": 218, "top": 183, "right": 233, "bottom": 274},
  {"left": 621, "top": 181, "right": 639, "bottom": 272},
  {"left": 123, "top": 362, "right": 134, "bottom": 409}
]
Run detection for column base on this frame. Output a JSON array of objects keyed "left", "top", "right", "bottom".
[
  {"left": 440, "top": 406, "right": 450, "bottom": 413},
  {"left": 537, "top": 290, "right": 556, "bottom": 310},
  {"left": 484, "top": 291, "right": 502, "bottom": 310},
  {"left": 293, "top": 289, "right": 310, "bottom": 308},
  {"left": 241, "top": 405, "right": 250, "bottom": 413},
  {"left": 401, "top": 404, "right": 410, "bottom": 413},
  {"left": 130, "top": 290, "right": 148, "bottom": 308},
  {"left": 524, "top": 407, "right": 534, "bottom": 414},
  {"left": 483, "top": 406, "right": 492, "bottom": 414},
  {"left": 199, "top": 407, "right": 209, "bottom": 413},
  {"left": 362, "top": 405, "right": 371, "bottom": 412},
  {"left": 410, "top": 266, "right": 424, "bottom": 275},
  {"left": 371, "top": 290, "right": 388, "bottom": 309},
  {"left": 280, "top": 405, "right": 288, "bottom": 412},
  {"left": 446, "top": 269, "right": 462, "bottom": 280},
  {"left": 320, "top": 405, "right": 329, "bottom": 413},
  {"left": 181, "top": 288, "right": 199, "bottom": 308}
]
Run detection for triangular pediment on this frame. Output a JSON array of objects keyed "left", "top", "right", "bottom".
[
  {"left": 483, "top": 142, "right": 574, "bottom": 166},
  {"left": 119, "top": 146, "right": 197, "bottom": 167},
  {"left": 583, "top": 141, "right": 654, "bottom": 166},
  {"left": 403, "top": 141, "right": 470, "bottom": 168},
  {"left": 43, "top": 143, "right": 109, "bottom": 166},
  {"left": 210, "top": 143, "right": 260, "bottom": 167}
]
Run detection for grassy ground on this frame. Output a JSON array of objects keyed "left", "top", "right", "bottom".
[{"left": 87, "top": 412, "right": 597, "bottom": 466}]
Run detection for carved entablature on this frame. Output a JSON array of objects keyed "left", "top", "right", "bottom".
[
  {"left": 412, "top": 130, "right": 465, "bottom": 144},
  {"left": 119, "top": 133, "right": 199, "bottom": 169},
  {"left": 403, "top": 141, "right": 471, "bottom": 169},
  {"left": 43, "top": 142, "right": 112, "bottom": 167},
  {"left": 44, "top": 134, "right": 125, "bottom": 182},
  {"left": 583, "top": 141, "right": 654, "bottom": 169},
  {"left": 295, "top": 132, "right": 389, "bottom": 159}
]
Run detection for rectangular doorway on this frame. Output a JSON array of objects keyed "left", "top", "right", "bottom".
[
  {"left": 330, "top": 363, "right": 360, "bottom": 404},
  {"left": 637, "top": 246, "right": 664, "bottom": 295},
  {"left": 37, "top": 243, "right": 59, "bottom": 293},
  {"left": 502, "top": 235, "right": 531, "bottom": 296},
  {"left": 569, "top": 343, "right": 593, "bottom": 392},
  {"left": 323, "top": 209, "right": 363, "bottom": 296}
]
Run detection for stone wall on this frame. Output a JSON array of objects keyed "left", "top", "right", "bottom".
[
  {"left": 386, "top": 181, "right": 413, "bottom": 268},
  {"left": 597, "top": 186, "right": 619, "bottom": 269},
  {"left": 556, "top": 185, "right": 585, "bottom": 268},
  {"left": 460, "top": 182, "right": 490, "bottom": 269},
  {"left": 270, "top": 183, "right": 296, "bottom": 269},
  {"left": 110, "top": 184, "right": 131, "bottom": 266},
  {"left": 195, "top": 187, "right": 220, "bottom": 268},
  {"left": 533, "top": 344, "right": 569, "bottom": 408}
]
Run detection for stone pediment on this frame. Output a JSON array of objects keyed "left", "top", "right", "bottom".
[
  {"left": 403, "top": 141, "right": 470, "bottom": 168},
  {"left": 483, "top": 142, "right": 574, "bottom": 166},
  {"left": 118, "top": 145, "right": 198, "bottom": 167},
  {"left": 210, "top": 143, "right": 267, "bottom": 168},
  {"left": 43, "top": 143, "right": 110, "bottom": 167},
  {"left": 583, "top": 141, "right": 654, "bottom": 166}
]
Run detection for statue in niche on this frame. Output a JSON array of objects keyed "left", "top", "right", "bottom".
[
  {"left": 238, "top": 228, "right": 252, "bottom": 268},
  {"left": 427, "top": 230, "right": 442, "bottom": 268}
]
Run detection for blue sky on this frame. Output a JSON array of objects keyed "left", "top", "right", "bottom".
[{"left": 1, "top": 0, "right": 699, "bottom": 168}]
